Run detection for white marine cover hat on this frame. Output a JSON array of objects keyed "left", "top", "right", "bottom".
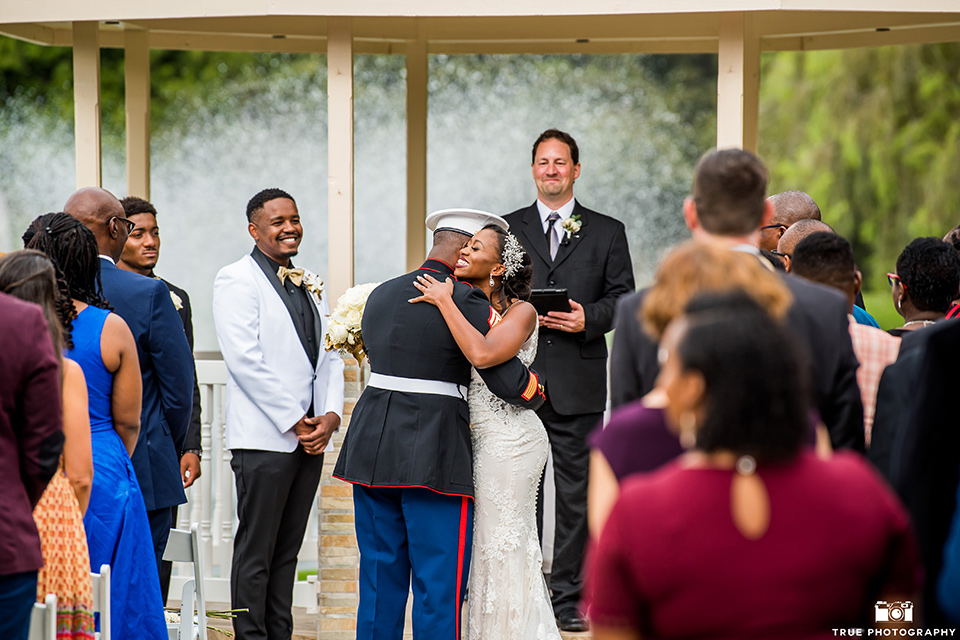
[{"left": 425, "top": 208, "right": 509, "bottom": 236}]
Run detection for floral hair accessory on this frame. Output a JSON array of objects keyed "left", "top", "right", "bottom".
[{"left": 501, "top": 233, "right": 525, "bottom": 279}]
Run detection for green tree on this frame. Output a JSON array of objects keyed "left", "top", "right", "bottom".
[{"left": 759, "top": 43, "right": 960, "bottom": 292}]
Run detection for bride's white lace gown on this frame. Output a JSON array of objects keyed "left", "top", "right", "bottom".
[{"left": 466, "top": 327, "right": 562, "bottom": 640}]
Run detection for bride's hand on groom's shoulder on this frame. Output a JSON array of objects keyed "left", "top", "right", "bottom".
[{"left": 408, "top": 274, "right": 454, "bottom": 307}]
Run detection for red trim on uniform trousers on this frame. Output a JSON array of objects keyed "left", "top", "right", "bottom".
[{"left": 455, "top": 496, "right": 469, "bottom": 639}]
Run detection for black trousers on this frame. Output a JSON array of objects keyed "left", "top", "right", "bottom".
[
  {"left": 536, "top": 394, "right": 602, "bottom": 615},
  {"left": 147, "top": 506, "right": 173, "bottom": 572},
  {"left": 230, "top": 447, "right": 324, "bottom": 640},
  {"left": 159, "top": 505, "right": 179, "bottom": 603}
]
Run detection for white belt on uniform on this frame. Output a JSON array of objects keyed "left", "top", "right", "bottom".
[{"left": 367, "top": 372, "right": 468, "bottom": 400}]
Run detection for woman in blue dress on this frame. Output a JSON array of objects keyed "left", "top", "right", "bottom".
[{"left": 24, "top": 213, "right": 168, "bottom": 640}]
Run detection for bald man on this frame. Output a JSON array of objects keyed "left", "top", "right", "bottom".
[
  {"left": 65, "top": 187, "right": 194, "bottom": 569},
  {"left": 760, "top": 190, "right": 822, "bottom": 252},
  {"left": 776, "top": 219, "right": 835, "bottom": 271}
]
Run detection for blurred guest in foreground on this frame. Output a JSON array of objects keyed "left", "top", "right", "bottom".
[
  {"left": 610, "top": 149, "right": 864, "bottom": 452},
  {"left": 588, "top": 292, "right": 919, "bottom": 640},
  {"left": 588, "top": 242, "right": 793, "bottom": 539},
  {"left": 24, "top": 212, "right": 168, "bottom": 640},
  {"left": 887, "top": 237, "right": 960, "bottom": 337},
  {"left": 0, "top": 269, "right": 64, "bottom": 640},
  {"left": 790, "top": 232, "right": 900, "bottom": 447},
  {"left": 0, "top": 250, "right": 95, "bottom": 639},
  {"left": 887, "top": 318, "right": 960, "bottom": 627}
]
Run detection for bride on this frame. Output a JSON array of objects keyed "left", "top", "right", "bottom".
[{"left": 411, "top": 224, "right": 562, "bottom": 640}]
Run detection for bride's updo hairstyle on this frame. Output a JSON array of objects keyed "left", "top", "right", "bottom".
[{"left": 482, "top": 223, "right": 533, "bottom": 308}]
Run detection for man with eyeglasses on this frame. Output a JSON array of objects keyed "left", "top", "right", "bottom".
[
  {"left": 65, "top": 187, "right": 194, "bottom": 572},
  {"left": 759, "top": 190, "right": 822, "bottom": 252},
  {"left": 775, "top": 219, "right": 835, "bottom": 272}
]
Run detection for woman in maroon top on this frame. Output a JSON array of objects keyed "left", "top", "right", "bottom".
[{"left": 587, "top": 292, "right": 920, "bottom": 640}]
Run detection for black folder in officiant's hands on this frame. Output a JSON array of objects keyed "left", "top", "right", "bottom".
[{"left": 529, "top": 288, "right": 571, "bottom": 315}]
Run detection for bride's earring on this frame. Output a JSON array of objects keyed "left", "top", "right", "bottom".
[{"left": 489, "top": 273, "right": 495, "bottom": 287}]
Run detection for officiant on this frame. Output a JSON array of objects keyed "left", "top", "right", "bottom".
[{"left": 212, "top": 188, "right": 345, "bottom": 640}]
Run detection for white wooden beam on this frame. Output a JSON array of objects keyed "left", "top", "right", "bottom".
[
  {"left": 327, "top": 17, "right": 354, "bottom": 303},
  {"left": 405, "top": 23, "right": 428, "bottom": 272},
  {"left": 716, "top": 12, "right": 759, "bottom": 152},
  {"left": 124, "top": 29, "right": 151, "bottom": 199},
  {"left": 72, "top": 21, "right": 102, "bottom": 188}
]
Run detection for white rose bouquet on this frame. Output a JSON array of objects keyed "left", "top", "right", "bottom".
[{"left": 324, "top": 282, "right": 380, "bottom": 364}]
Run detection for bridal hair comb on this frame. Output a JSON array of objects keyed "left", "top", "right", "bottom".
[{"left": 502, "top": 233, "right": 525, "bottom": 279}]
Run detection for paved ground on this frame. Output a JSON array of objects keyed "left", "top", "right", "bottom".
[{"left": 197, "top": 602, "right": 592, "bottom": 639}]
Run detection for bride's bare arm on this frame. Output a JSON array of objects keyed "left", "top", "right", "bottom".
[{"left": 410, "top": 274, "right": 537, "bottom": 369}]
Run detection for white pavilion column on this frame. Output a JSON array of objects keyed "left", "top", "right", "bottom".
[
  {"left": 327, "top": 18, "right": 354, "bottom": 303},
  {"left": 125, "top": 30, "right": 151, "bottom": 199},
  {"left": 405, "top": 25, "right": 428, "bottom": 272},
  {"left": 716, "top": 12, "right": 760, "bottom": 152},
  {"left": 72, "top": 21, "right": 101, "bottom": 188}
]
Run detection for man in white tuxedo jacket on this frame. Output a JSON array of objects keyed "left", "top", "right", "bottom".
[{"left": 213, "top": 188, "right": 344, "bottom": 640}]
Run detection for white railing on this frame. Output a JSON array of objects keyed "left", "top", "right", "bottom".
[{"left": 169, "top": 359, "right": 318, "bottom": 609}]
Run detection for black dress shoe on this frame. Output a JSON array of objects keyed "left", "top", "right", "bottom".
[{"left": 556, "top": 610, "right": 589, "bottom": 632}]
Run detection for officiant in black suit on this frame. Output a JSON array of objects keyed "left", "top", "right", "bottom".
[{"left": 503, "top": 129, "right": 635, "bottom": 632}]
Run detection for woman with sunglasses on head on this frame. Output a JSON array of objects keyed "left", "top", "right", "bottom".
[
  {"left": 588, "top": 291, "right": 919, "bottom": 640},
  {"left": 24, "top": 213, "right": 169, "bottom": 640},
  {"left": 887, "top": 237, "right": 960, "bottom": 337},
  {"left": 0, "top": 249, "right": 95, "bottom": 639}
]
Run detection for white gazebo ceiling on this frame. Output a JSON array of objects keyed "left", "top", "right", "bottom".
[{"left": 1, "top": 3, "right": 959, "bottom": 54}]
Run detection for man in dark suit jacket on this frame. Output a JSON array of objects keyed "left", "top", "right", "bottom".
[
  {"left": 0, "top": 292, "right": 64, "bottom": 640},
  {"left": 609, "top": 149, "right": 864, "bottom": 452},
  {"left": 503, "top": 129, "right": 635, "bottom": 631},
  {"left": 334, "top": 210, "right": 545, "bottom": 640},
  {"left": 118, "top": 196, "right": 203, "bottom": 601},
  {"left": 65, "top": 187, "right": 195, "bottom": 569},
  {"left": 869, "top": 322, "right": 959, "bottom": 626}
]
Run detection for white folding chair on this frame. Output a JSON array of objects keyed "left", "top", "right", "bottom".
[
  {"left": 91, "top": 564, "right": 111, "bottom": 640},
  {"left": 28, "top": 593, "right": 57, "bottom": 640},
  {"left": 162, "top": 523, "right": 206, "bottom": 640}
]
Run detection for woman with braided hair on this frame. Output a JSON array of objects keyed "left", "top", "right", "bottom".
[
  {"left": 410, "top": 223, "right": 561, "bottom": 640},
  {"left": 24, "top": 212, "right": 168, "bottom": 640}
]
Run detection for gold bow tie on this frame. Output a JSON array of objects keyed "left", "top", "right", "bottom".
[{"left": 277, "top": 266, "right": 305, "bottom": 287}]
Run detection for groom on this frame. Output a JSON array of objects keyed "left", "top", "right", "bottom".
[{"left": 333, "top": 209, "right": 545, "bottom": 640}]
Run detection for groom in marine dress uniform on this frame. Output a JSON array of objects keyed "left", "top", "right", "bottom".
[{"left": 333, "top": 209, "right": 546, "bottom": 640}]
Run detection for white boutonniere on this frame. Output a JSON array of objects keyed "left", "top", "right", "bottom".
[
  {"left": 560, "top": 214, "right": 582, "bottom": 246},
  {"left": 169, "top": 290, "right": 183, "bottom": 311},
  {"left": 303, "top": 272, "right": 324, "bottom": 304}
]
